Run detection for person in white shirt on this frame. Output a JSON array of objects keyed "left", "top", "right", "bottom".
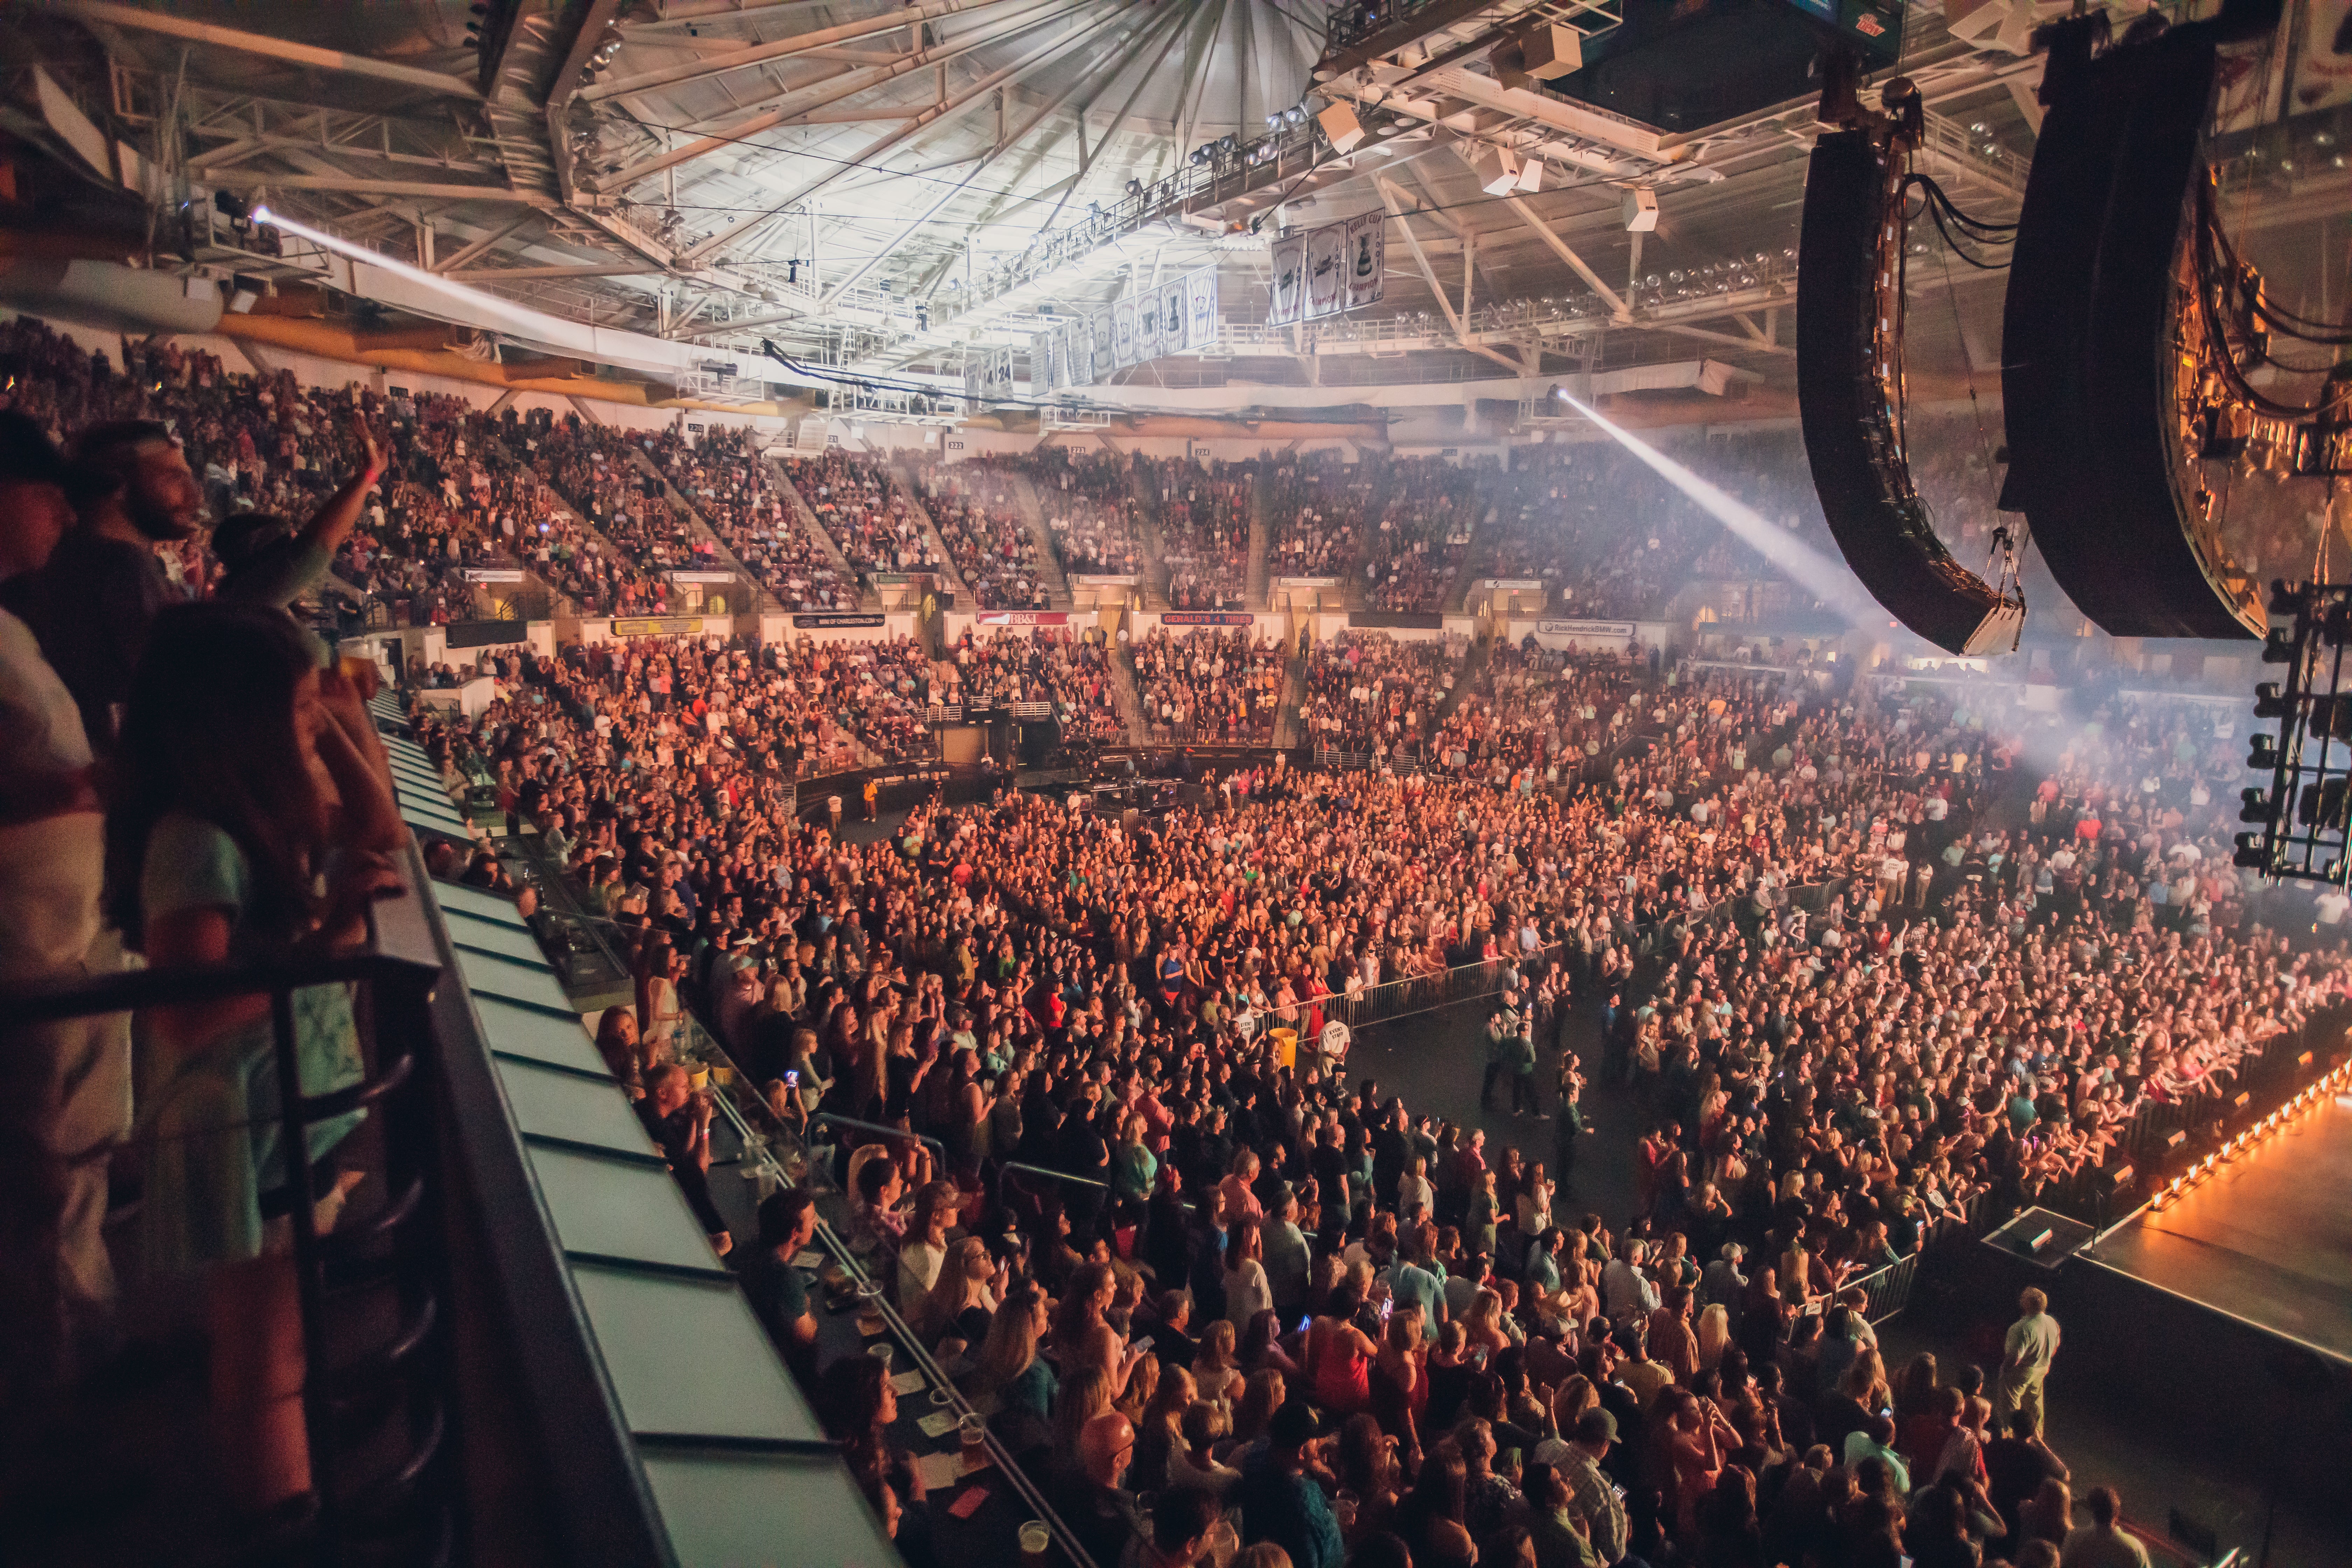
[{"left": 0, "top": 413, "right": 130, "bottom": 1383}]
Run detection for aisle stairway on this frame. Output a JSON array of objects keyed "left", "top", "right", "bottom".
[
  {"left": 1108, "top": 641, "right": 1153, "bottom": 744},
  {"left": 1443, "top": 506, "right": 1499, "bottom": 614},
  {"left": 1126, "top": 465, "right": 1174, "bottom": 610},
  {"left": 1246, "top": 467, "right": 1272, "bottom": 611},
  {"left": 1274, "top": 638, "right": 1309, "bottom": 749},
  {"left": 888, "top": 463, "right": 972, "bottom": 601},
  {"left": 1000, "top": 470, "right": 1075, "bottom": 610},
  {"left": 620, "top": 447, "right": 784, "bottom": 614},
  {"left": 761, "top": 451, "right": 880, "bottom": 610}
]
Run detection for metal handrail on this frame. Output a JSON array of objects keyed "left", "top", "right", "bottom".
[{"left": 810, "top": 1112, "right": 947, "bottom": 1160}]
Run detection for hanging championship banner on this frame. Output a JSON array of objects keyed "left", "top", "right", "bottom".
[
  {"left": 1344, "top": 213, "right": 1386, "bottom": 311},
  {"left": 1029, "top": 328, "right": 1059, "bottom": 394},
  {"left": 1304, "top": 223, "right": 1346, "bottom": 319},
  {"left": 1267, "top": 233, "right": 1307, "bottom": 327},
  {"left": 1136, "top": 287, "right": 1164, "bottom": 361},
  {"left": 986, "top": 346, "right": 1017, "bottom": 402},
  {"left": 1183, "top": 266, "right": 1219, "bottom": 351},
  {"left": 1112, "top": 297, "right": 1140, "bottom": 367},
  {"left": 1090, "top": 310, "right": 1116, "bottom": 380},
  {"left": 1161, "top": 277, "right": 1188, "bottom": 354},
  {"left": 1063, "top": 317, "right": 1094, "bottom": 388},
  {"left": 963, "top": 351, "right": 984, "bottom": 404}
]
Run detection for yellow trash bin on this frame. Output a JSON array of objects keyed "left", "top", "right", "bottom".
[{"left": 1270, "top": 1028, "right": 1298, "bottom": 1071}]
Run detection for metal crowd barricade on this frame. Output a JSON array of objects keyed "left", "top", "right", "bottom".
[{"left": 1327, "top": 943, "right": 1567, "bottom": 1030}]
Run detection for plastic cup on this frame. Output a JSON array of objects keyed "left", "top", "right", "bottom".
[
  {"left": 868, "top": 1341, "right": 893, "bottom": 1370},
  {"left": 1018, "top": 1521, "right": 1051, "bottom": 1564},
  {"left": 959, "top": 1412, "right": 987, "bottom": 1452}
]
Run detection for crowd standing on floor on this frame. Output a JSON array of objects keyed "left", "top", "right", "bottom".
[{"left": 0, "top": 328, "right": 2326, "bottom": 1568}]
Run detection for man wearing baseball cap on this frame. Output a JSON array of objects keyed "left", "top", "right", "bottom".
[{"left": 1559, "top": 1408, "right": 1630, "bottom": 1566}]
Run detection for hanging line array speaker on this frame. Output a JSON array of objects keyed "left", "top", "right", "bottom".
[
  {"left": 1797, "top": 126, "right": 2022, "bottom": 656},
  {"left": 1996, "top": 1, "right": 2281, "bottom": 640}
]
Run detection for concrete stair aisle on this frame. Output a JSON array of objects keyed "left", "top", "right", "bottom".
[
  {"left": 485, "top": 433, "right": 649, "bottom": 616},
  {"left": 621, "top": 448, "right": 784, "bottom": 615},
  {"left": 1443, "top": 506, "right": 1499, "bottom": 615},
  {"left": 762, "top": 453, "right": 880, "bottom": 610},
  {"left": 888, "top": 463, "right": 972, "bottom": 603},
  {"left": 1000, "top": 471, "right": 1075, "bottom": 609},
  {"left": 1246, "top": 467, "right": 1272, "bottom": 611},
  {"left": 1274, "top": 642, "right": 1309, "bottom": 749},
  {"left": 1430, "top": 631, "right": 1489, "bottom": 729},
  {"left": 1126, "top": 464, "right": 1174, "bottom": 610},
  {"left": 1108, "top": 641, "right": 1153, "bottom": 744}
]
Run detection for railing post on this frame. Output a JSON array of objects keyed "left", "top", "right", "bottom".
[{"left": 268, "top": 983, "right": 342, "bottom": 1566}]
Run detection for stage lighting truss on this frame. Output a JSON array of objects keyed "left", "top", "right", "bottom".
[
  {"left": 2184, "top": 180, "right": 2352, "bottom": 482},
  {"left": 2237, "top": 580, "right": 2352, "bottom": 883}
]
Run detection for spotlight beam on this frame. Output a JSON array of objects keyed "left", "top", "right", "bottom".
[{"left": 1558, "top": 395, "right": 1885, "bottom": 630}]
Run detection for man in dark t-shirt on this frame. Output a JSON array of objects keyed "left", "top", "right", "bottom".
[
  {"left": 0, "top": 419, "right": 204, "bottom": 751},
  {"left": 739, "top": 1188, "right": 819, "bottom": 1381}
]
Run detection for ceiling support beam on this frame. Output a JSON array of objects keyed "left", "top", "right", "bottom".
[
  {"left": 433, "top": 211, "right": 536, "bottom": 273},
  {"left": 583, "top": 0, "right": 1031, "bottom": 103},
  {"left": 52, "top": 1, "right": 483, "bottom": 100},
  {"left": 1485, "top": 174, "right": 1629, "bottom": 319},
  {"left": 595, "top": 0, "right": 1080, "bottom": 194},
  {"left": 447, "top": 262, "right": 659, "bottom": 280},
  {"left": 1641, "top": 320, "right": 1794, "bottom": 357},
  {"left": 1375, "top": 177, "right": 1527, "bottom": 377},
  {"left": 204, "top": 170, "right": 560, "bottom": 205},
  {"left": 672, "top": 0, "right": 1149, "bottom": 267}
]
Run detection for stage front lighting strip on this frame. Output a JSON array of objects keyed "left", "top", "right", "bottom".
[{"left": 2147, "top": 1059, "right": 2352, "bottom": 1213}]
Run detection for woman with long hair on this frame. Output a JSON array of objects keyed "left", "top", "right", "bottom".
[
  {"left": 1303, "top": 1281, "right": 1377, "bottom": 1416},
  {"left": 911, "top": 1234, "right": 998, "bottom": 1352},
  {"left": 114, "top": 603, "right": 405, "bottom": 1517},
  {"left": 1393, "top": 1443, "right": 1476, "bottom": 1568},
  {"left": 969, "top": 1282, "right": 1055, "bottom": 1425},
  {"left": 1696, "top": 1301, "right": 1733, "bottom": 1372},
  {"left": 593, "top": 1006, "right": 644, "bottom": 1100},
  {"left": 1368, "top": 1310, "right": 1425, "bottom": 1463},
  {"left": 1131, "top": 1365, "right": 1196, "bottom": 1494},
  {"left": 1192, "top": 1316, "right": 1246, "bottom": 1407}
]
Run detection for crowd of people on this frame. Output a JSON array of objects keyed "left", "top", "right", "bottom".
[
  {"left": 1023, "top": 450, "right": 1148, "bottom": 581},
  {"left": 1301, "top": 632, "right": 1469, "bottom": 761},
  {"left": 919, "top": 461, "right": 1055, "bottom": 610},
  {"left": 6, "top": 322, "right": 2335, "bottom": 1568},
  {"left": 1363, "top": 462, "right": 1480, "bottom": 614},
  {"left": 1130, "top": 626, "right": 1287, "bottom": 743},
  {"left": 940, "top": 626, "right": 1128, "bottom": 743},
  {"left": 1151, "top": 462, "right": 1254, "bottom": 612},
  {"left": 779, "top": 448, "right": 947, "bottom": 581},
  {"left": 1268, "top": 463, "right": 1366, "bottom": 583},
  {"left": 519, "top": 417, "right": 693, "bottom": 615},
  {"left": 637, "top": 424, "right": 857, "bottom": 613}
]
